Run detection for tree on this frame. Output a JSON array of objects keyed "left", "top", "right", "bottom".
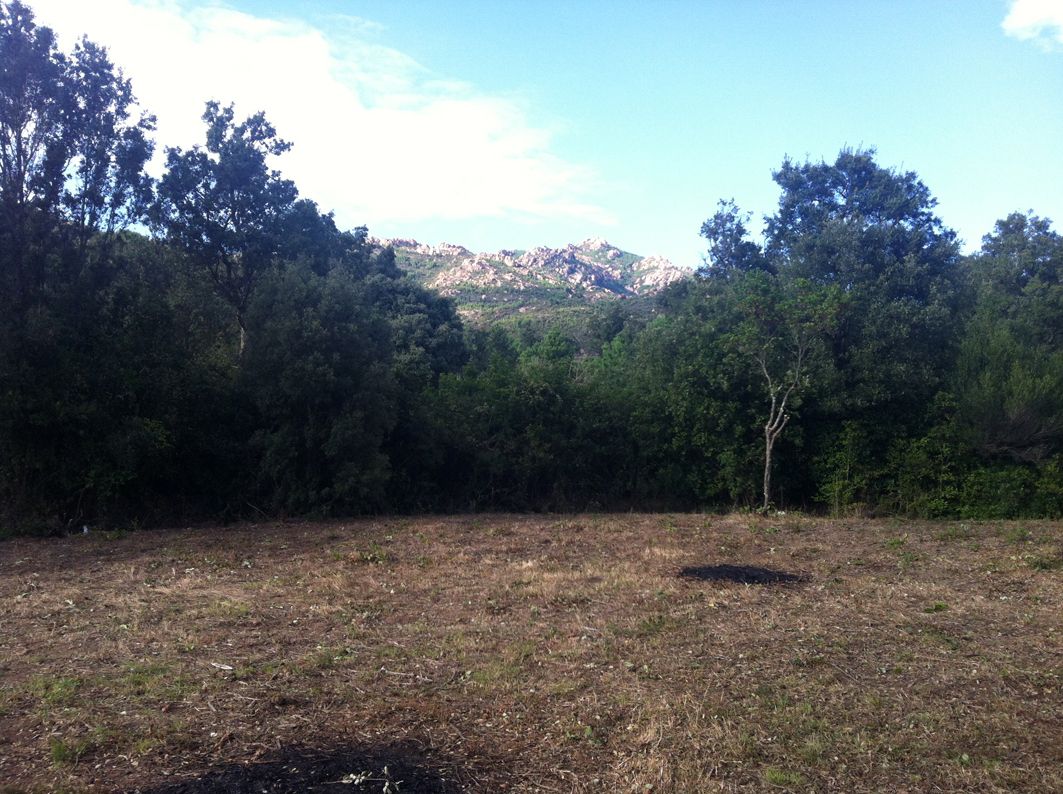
[
  {"left": 764, "top": 149, "right": 962, "bottom": 409},
  {"left": 758, "top": 149, "right": 964, "bottom": 511},
  {"left": 956, "top": 212, "right": 1063, "bottom": 464},
  {"left": 61, "top": 37, "right": 155, "bottom": 247},
  {"left": 155, "top": 102, "right": 298, "bottom": 354},
  {"left": 977, "top": 211, "right": 1061, "bottom": 296},
  {"left": 0, "top": 0, "right": 153, "bottom": 304},
  {"left": 692, "top": 149, "right": 963, "bottom": 510},
  {"left": 698, "top": 198, "right": 771, "bottom": 277},
  {"left": 240, "top": 262, "right": 397, "bottom": 514},
  {"left": 0, "top": 0, "right": 65, "bottom": 298},
  {"left": 0, "top": 2, "right": 165, "bottom": 528},
  {"left": 724, "top": 272, "right": 837, "bottom": 510}
]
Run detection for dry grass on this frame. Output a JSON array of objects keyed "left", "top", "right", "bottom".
[{"left": 0, "top": 514, "right": 1060, "bottom": 792}]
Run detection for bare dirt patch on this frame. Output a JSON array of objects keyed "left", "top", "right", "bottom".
[{"left": 0, "top": 514, "right": 1061, "bottom": 792}]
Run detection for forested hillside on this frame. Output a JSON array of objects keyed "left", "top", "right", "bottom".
[{"left": 1, "top": 2, "right": 1061, "bottom": 534}]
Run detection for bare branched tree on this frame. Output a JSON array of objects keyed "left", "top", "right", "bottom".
[{"left": 755, "top": 327, "right": 811, "bottom": 511}]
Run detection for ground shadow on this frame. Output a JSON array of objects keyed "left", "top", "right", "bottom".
[
  {"left": 133, "top": 742, "right": 479, "bottom": 793},
  {"left": 679, "top": 564, "right": 808, "bottom": 585}
]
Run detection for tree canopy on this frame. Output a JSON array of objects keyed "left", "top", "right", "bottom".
[{"left": 0, "top": 4, "right": 1060, "bottom": 533}]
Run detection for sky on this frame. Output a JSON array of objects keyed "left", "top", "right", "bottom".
[{"left": 27, "top": 0, "right": 1063, "bottom": 268}]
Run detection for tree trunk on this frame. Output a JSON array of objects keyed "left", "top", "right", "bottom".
[
  {"left": 761, "top": 410, "right": 789, "bottom": 512},
  {"left": 763, "top": 429, "right": 774, "bottom": 512},
  {"left": 756, "top": 336, "right": 804, "bottom": 513}
]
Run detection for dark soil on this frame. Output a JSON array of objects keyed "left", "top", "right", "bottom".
[
  {"left": 133, "top": 743, "right": 468, "bottom": 793},
  {"left": 678, "top": 564, "right": 807, "bottom": 584}
]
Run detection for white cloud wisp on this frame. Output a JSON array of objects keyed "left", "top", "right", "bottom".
[
  {"left": 28, "top": 0, "right": 612, "bottom": 232},
  {"left": 1003, "top": 0, "right": 1063, "bottom": 49}
]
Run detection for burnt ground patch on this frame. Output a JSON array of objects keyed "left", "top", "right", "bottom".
[
  {"left": 132, "top": 742, "right": 472, "bottom": 793},
  {"left": 679, "top": 563, "right": 808, "bottom": 584}
]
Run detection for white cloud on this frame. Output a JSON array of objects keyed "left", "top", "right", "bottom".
[
  {"left": 28, "top": 0, "right": 613, "bottom": 231},
  {"left": 1003, "top": 0, "right": 1063, "bottom": 49}
]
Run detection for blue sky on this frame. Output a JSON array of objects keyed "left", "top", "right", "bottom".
[{"left": 30, "top": 0, "right": 1063, "bottom": 267}]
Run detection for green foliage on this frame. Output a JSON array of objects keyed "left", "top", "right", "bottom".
[
  {"left": 956, "top": 214, "right": 1063, "bottom": 465},
  {"left": 154, "top": 101, "right": 299, "bottom": 350},
  {"left": 241, "top": 264, "right": 396, "bottom": 515},
  {"left": 0, "top": 6, "right": 1059, "bottom": 529},
  {"left": 816, "top": 421, "right": 875, "bottom": 515},
  {"left": 699, "top": 198, "right": 772, "bottom": 276}
]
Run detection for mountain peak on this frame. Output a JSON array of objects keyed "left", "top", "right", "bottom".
[{"left": 386, "top": 237, "right": 689, "bottom": 321}]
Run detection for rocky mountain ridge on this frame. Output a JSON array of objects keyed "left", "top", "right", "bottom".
[{"left": 383, "top": 236, "right": 689, "bottom": 319}]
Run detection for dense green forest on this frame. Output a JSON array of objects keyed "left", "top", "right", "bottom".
[{"left": 2, "top": 3, "right": 1061, "bottom": 535}]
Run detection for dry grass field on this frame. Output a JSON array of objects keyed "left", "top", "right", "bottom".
[{"left": 0, "top": 514, "right": 1060, "bottom": 792}]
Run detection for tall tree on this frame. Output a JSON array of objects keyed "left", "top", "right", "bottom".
[
  {"left": 0, "top": 0, "right": 153, "bottom": 303},
  {"left": 155, "top": 102, "right": 298, "bottom": 354},
  {"left": 0, "top": 1, "right": 164, "bottom": 528},
  {"left": 754, "top": 149, "right": 965, "bottom": 511},
  {"left": 61, "top": 37, "right": 155, "bottom": 246},
  {"left": 957, "top": 212, "right": 1063, "bottom": 463},
  {"left": 0, "top": 0, "right": 64, "bottom": 290},
  {"left": 763, "top": 148, "right": 962, "bottom": 415}
]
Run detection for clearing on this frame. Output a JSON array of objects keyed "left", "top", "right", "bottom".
[{"left": 0, "top": 514, "right": 1060, "bottom": 792}]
